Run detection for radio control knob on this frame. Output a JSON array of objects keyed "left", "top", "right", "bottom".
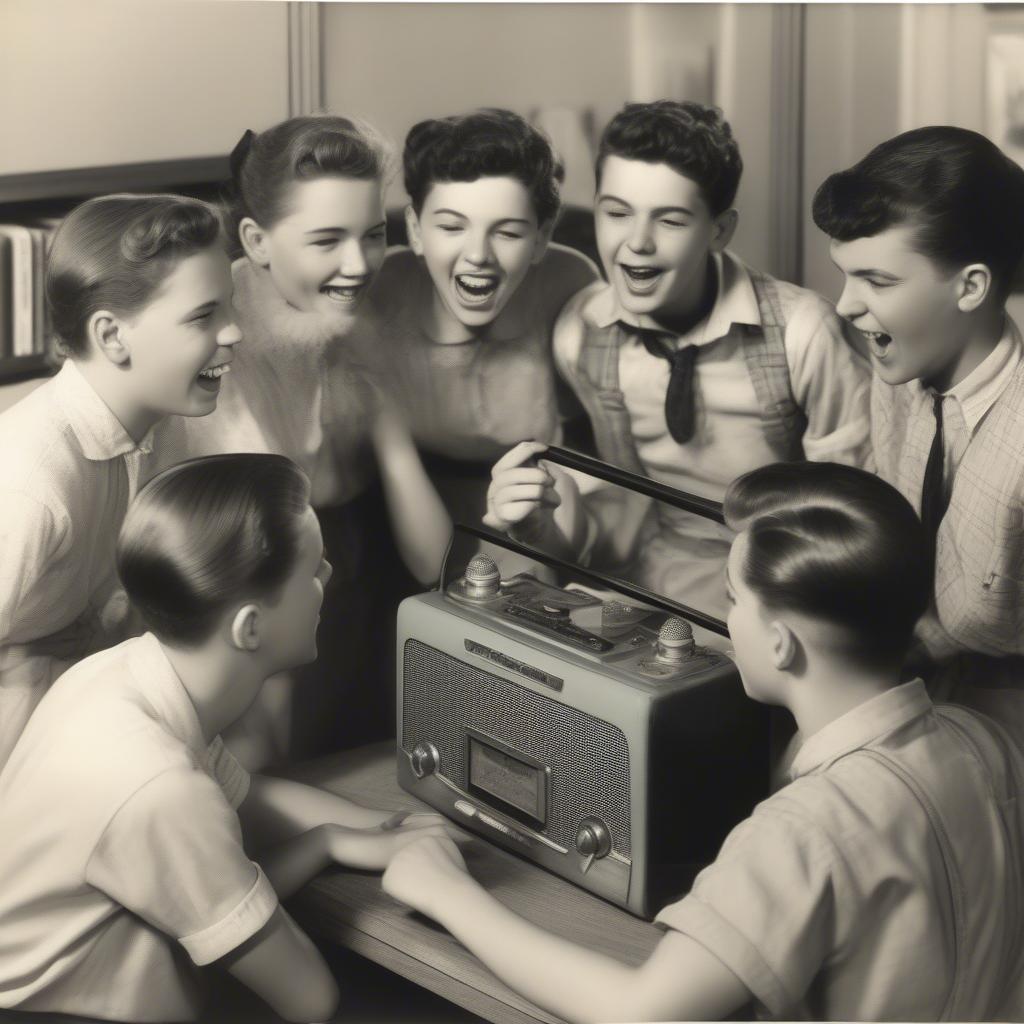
[
  {"left": 463, "top": 554, "right": 501, "bottom": 598},
  {"left": 575, "top": 816, "right": 612, "bottom": 868},
  {"left": 656, "top": 617, "right": 695, "bottom": 663},
  {"left": 410, "top": 741, "right": 440, "bottom": 779}
]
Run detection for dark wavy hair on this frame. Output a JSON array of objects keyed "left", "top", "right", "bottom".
[
  {"left": 595, "top": 101, "right": 743, "bottom": 216},
  {"left": 229, "top": 115, "right": 391, "bottom": 234},
  {"left": 724, "top": 462, "right": 930, "bottom": 669},
  {"left": 46, "top": 194, "right": 223, "bottom": 357},
  {"left": 812, "top": 126, "right": 1024, "bottom": 299},
  {"left": 403, "top": 108, "right": 564, "bottom": 225},
  {"left": 118, "top": 454, "right": 311, "bottom": 646}
]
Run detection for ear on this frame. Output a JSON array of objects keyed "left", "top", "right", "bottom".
[
  {"left": 709, "top": 208, "right": 738, "bottom": 253},
  {"left": 531, "top": 218, "right": 556, "bottom": 266},
  {"left": 239, "top": 217, "right": 271, "bottom": 267},
  {"left": 230, "top": 603, "right": 261, "bottom": 652},
  {"left": 957, "top": 263, "right": 992, "bottom": 313},
  {"left": 87, "top": 311, "right": 130, "bottom": 365},
  {"left": 404, "top": 205, "right": 424, "bottom": 257},
  {"left": 768, "top": 619, "right": 797, "bottom": 671}
]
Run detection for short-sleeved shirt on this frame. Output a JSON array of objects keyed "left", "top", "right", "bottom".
[
  {"left": 656, "top": 681, "right": 1024, "bottom": 1019},
  {"left": 0, "top": 633, "right": 278, "bottom": 1022},
  {"left": 339, "top": 244, "right": 599, "bottom": 463},
  {"left": 554, "top": 251, "right": 871, "bottom": 618},
  {"left": 0, "top": 359, "right": 156, "bottom": 770}
]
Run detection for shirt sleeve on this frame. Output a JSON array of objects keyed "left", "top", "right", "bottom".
[
  {"left": 0, "top": 491, "right": 68, "bottom": 646},
  {"left": 785, "top": 296, "right": 872, "bottom": 468},
  {"left": 86, "top": 767, "right": 278, "bottom": 966},
  {"left": 655, "top": 800, "right": 847, "bottom": 1016}
]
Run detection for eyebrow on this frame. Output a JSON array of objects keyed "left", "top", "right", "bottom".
[
  {"left": 180, "top": 299, "right": 218, "bottom": 322},
  {"left": 827, "top": 254, "right": 899, "bottom": 279},
  {"left": 304, "top": 221, "right": 386, "bottom": 236},
  {"left": 431, "top": 209, "right": 532, "bottom": 228}
]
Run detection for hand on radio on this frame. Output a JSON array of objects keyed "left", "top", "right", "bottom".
[
  {"left": 382, "top": 834, "right": 472, "bottom": 917},
  {"left": 484, "top": 441, "right": 563, "bottom": 533},
  {"left": 324, "top": 813, "right": 469, "bottom": 873}
]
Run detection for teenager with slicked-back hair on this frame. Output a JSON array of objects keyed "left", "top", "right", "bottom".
[
  {"left": 0, "top": 193, "right": 240, "bottom": 771},
  {"left": 150, "top": 115, "right": 452, "bottom": 764},
  {"left": 814, "top": 125, "right": 1024, "bottom": 745},
  {"left": 335, "top": 107, "right": 599, "bottom": 525},
  {"left": 0, "top": 453, "right": 466, "bottom": 1022},
  {"left": 381, "top": 461, "right": 1024, "bottom": 1022}
]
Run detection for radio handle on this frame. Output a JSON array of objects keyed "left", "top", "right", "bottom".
[
  {"left": 537, "top": 445, "right": 726, "bottom": 525},
  {"left": 449, "top": 522, "right": 731, "bottom": 638}
]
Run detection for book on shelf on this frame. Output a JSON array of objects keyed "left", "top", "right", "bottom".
[{"left": 0, "top": 217, "right": 61, "bottom": 365}]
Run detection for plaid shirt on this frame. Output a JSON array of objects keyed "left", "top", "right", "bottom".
[{"left": 872, "top": 317, "right": 1024, "bottom": 660}]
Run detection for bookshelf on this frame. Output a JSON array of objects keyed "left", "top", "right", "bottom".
[{"left": 0, "top": 156, "right": 231, "bottom": 386}]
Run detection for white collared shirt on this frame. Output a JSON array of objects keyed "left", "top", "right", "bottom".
[
  {"left": 0, "top": 359, "right": 155, "bottom": 769},
  {"left": 0, "top": 633, "right": 276, "bottom": 1022},
  {"left": 656, "top": 681, "right": 1024, "bottom": 1019}
]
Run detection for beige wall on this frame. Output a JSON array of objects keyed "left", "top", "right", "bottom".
[
  {"left": 0, "top": 0, "right": 290, "bottom": 174},
  {"left": 321, "top": 2, "right": 633, "bottom": 207},
  {"left": 801, "top": 4, "right": 904, "bottom": 301},
  {"left": 0, "top": 377, "right": 45, "bottom": 415}
]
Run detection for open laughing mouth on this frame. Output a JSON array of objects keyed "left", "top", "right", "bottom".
[
  {"left": 860, "top": 330, "right": 893, "bottom": 360},
  {"left": 321, "top": 281, "right": 368, "bottom": 307},
  {"left": 454, "top": 273, "right": 500, "bottom": 306},
  {"left": 196, "top": 360, "right": 231, "bottom": 391},
  {"left": 619, "top": 265, "right": 664, "bottom": 295}
]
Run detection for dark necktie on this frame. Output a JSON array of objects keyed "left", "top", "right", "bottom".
[
  {"left": 624, "top": 325, "right": 700, "bottom": 445},
  {"left": 920, "top": 393, "right": 948, "bottom": 563}
]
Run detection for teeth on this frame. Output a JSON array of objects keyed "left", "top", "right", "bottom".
[
  {"left": 455, "top": 275, "right": 498, "bottom": 297},
  {"left": 623, "top": 266, "right": 660, "bottom": 279},
  {"left": 198, "top": 364, "right": 230, "bottom": 380},
  {"left": 323, "top": 284, "right": 363, "bottom": 301}
]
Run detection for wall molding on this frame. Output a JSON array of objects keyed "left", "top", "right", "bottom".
[
  {"left": 768, "top": 4, "right": 806, "bottom": 285},
  {"left": 288, "top": 2, "right": 323, "bottom": 117}
]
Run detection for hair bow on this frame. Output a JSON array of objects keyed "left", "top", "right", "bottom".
[{"left": 229, "top": 128, "right": 256, "bottom": 179}]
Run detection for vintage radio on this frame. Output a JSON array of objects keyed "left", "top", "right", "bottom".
[{"left": 396, "top": 447, "right": 769, "bottom": 919}]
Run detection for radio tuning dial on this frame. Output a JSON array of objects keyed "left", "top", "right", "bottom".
[
  {"left": 575, "top": 816, "right": 611, "bottom": 873},
  {"left": 410, "top": 741, "right": 440, "bottom": 779}
]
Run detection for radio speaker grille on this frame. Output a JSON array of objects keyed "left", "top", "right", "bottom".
[{"left": 402, "top": 640, "right": 632, "bottom": 858}]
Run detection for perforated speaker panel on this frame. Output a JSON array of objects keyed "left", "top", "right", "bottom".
[{"left": 402, "top": 640, "right": 632, "bottom": 858}]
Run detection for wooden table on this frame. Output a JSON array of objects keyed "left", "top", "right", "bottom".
[{"left": 286, "top": 741, "right": 664, "bottom": 1024}]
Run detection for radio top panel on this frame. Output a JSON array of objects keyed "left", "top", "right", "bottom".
[
  {"left": 441, "top": 549, "right": 733, "bottom": 685},
  {"left": 444, "top": 444, "right": 733, "bottom": 642}
]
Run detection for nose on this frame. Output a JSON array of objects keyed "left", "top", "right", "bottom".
[
  {"left": 218, "top": 319, "right": 242, "bottom": 347},
  {"left": 834, "top": 280, "right": 864, "bottom": 322},
  {"left": 339, "top": 239, "right": 369, "bottom": 279},
  {"left": 464, "top": 229, "right": 495, "bottom": 267},
  {"left": 626, "top": 217, "right": 655, "bottom": 256}
]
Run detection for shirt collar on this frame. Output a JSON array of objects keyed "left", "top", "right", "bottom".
[
  {"left": 942, "top": 316, "right": 1022, "bottom": 434},
  {"left": 54, "top": 359, "right": 155, "bottom": 460},
  {"left": 591, "top": 250, "right": 762, "bottom": 347},
  {"left": 789, "top": 679, "right": 933, "bottom": 781},
  {"left": 127, "top": 633, "right": 208, "bottom": 755}
]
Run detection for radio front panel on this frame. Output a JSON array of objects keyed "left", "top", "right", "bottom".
[{"left": 402, "top": 638, "right": 632, "bottom": 860}]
